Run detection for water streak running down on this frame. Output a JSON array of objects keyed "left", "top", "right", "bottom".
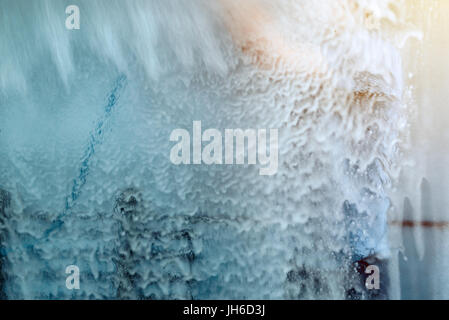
[{"left": 45, "top": 75, "right": 127, "bottom": 239}]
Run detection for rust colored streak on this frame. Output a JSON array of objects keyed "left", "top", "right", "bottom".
[{"left": 389, "top": 220, "right": 449, "bottom": 229}]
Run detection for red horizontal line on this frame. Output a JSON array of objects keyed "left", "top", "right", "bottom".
[{"left": 389, "top": 220, "right": 449, "bottom": 228}]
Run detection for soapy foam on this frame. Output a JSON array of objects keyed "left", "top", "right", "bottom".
[{"left": 0, "top": 0, "right": 411, "bottom": 299}]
